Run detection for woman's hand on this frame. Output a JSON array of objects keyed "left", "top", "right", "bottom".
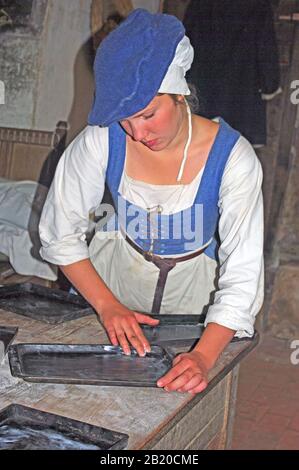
[
  {"left": 157, "top": 350, "right": 209, "bottom": 394},
  {"left": 99, "top": 301, "right": 159, "bottom": 357}
]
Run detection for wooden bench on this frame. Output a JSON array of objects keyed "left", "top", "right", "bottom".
[{"left": 0, "top": 121, "right": 67, "bottom": 183}]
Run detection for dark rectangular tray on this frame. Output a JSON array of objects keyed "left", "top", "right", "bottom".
[
  {"left": 143, "top": 315, "right": 257, "bottom": 346},
  {"left": 0, "top": 283, "right": 94, "bottom": 324},
  {"left": 0, "top": 326, "right": 18, "bottom": 356},
  {"left": 142, "top": 324, "right": 204, "bottom": 346},
  {"left": 8, "top": 343, "right": 173, "bottom": 387},
  {"left": 150, "top": 314, "right": 205, "bottom": 325},
  {"left": 0, "top": 403, "right": 128, "bottom": 450},
  {"left": 141, "top": 314, "right": 204, "bottom": 347}
]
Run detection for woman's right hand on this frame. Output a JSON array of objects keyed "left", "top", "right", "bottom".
[{"left": 98, "top": 301, "right": 160, "bottom": 357}]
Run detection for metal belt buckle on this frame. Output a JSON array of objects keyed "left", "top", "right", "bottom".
[{"left": 144, "top": 251, "right": 153, "bottom": 262}]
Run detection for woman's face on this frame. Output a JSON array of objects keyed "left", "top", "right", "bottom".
[{"left": 120, "top": 94, "right": 185, "bottom": 151}]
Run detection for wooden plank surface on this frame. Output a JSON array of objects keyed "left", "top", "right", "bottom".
[{"left": 0, "top": 307, "right": 257, "bottom": 449}]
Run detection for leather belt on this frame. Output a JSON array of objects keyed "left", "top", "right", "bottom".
[{"left": 124, "top": 234, "right": 205, "bottom": 314}]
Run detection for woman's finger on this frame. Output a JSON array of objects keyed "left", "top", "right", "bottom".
[
  {"left": 172, "top": 354, "right": 184, "bottom": 366},
  {"left": 134, "top": 312, "right": 160, "bottom": 326},
  {"left": 125, "top": 327, "right": 147, "bottom": 357},
  {"left": 131, "top": 322, "right": 152, "bottom": 353},
  {"left": 163, "top": 368, "right": 195, "bottom": 392},
  {"left": 115, "top": 329, "right": 131, "bottom": 355},
  {"left": 188, "top": 380, "right": 208, "bottom": 395},
  {"left": 157, "top": 360, "right": 190, "bottom": 388},
  {"left": 177, "top": 373, "right": 204, "bottom": 392},
  {"left": 105, "top": 325, "right": 119, "bottom": 346}
]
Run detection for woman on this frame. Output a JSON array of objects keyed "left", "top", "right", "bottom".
[{"left": 39, "top": 9, "right": 264, "bottom": 394}]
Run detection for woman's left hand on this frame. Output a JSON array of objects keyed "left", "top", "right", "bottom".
[{"left": 157, "top": 350, "right": 209, "bottom": 394}]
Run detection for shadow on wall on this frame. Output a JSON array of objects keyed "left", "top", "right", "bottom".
[
  {"left": 67, "top": 10, "right": 127, "bottom": 146},
  {"left": 66, "top": 36, "right": 95, "bottom": 145},
  {"left": 36, "top": 36, "right": 95, "bottom": 188}
]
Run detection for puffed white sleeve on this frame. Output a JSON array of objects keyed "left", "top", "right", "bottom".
[
  {"left": 204, "top": 136, "right": 264, "bottom": 338},
  {"left": 39, "top": 125, "right": 109, "bottom": 265}
]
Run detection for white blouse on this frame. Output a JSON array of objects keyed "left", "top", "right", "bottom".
[{"left": 39, "top": 125, "right": 264, "bottom": 338}]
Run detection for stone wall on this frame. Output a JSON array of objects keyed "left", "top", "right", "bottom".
[
  {"left": 0, "top": 0, "right": 93, "bottom": 140},
  {"left": 0, "top": 1, "right": 48, "bottom": 128},
  {"left": 255, "top": 2, "right": 299, "bottom": 335},
  {"left": 266, "top": 108, "right": 299, "bottom": 338}
]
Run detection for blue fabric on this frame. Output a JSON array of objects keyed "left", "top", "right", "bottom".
[
  {"left": 88, "top": 9, "right": 185, "bottom": 127},
  {"left": 100, "top": 118, "right": 240, "bottom": 260}
]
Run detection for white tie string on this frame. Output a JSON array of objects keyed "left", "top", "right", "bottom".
[{"left": 176, "top": 99, "right": 192, "bottom": 182}]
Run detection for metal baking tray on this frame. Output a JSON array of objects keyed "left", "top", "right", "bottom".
[
  {"left": 8, "top": 343, "right": 173, "bottom": 387},
  {"left": 142, "top": 314, "right": 204, "bottom": 346},
  {"left": 0, "top": 403, "right": 128, "bottom": 450},
  {"left": 150, "top": 314, "right": 205, "bottom": 325},
  {"left": 0, "top": 283, "right": 94, "bottom": 324},
  {"left": 0, "top": 326, "right": 18, "bottom": 357},
  {"left": 143, "top": 315, "right": 257, "bottom": 346}
]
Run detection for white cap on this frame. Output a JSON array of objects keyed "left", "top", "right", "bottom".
[{"left": 158, "top": 36, "right": 194, "bottom": 95}]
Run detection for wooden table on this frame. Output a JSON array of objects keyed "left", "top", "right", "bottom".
[{"left": 0, "top": 308, "right": 258, "bottom": 450}]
